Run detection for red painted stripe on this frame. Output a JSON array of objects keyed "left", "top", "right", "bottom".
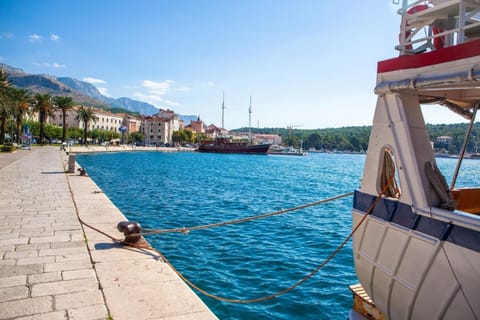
[{"left": 377, "top": 39, "right": 480, "bottom": 73}]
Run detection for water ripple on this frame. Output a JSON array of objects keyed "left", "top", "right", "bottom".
[{"left": 76, "top": 152, "right": 469, "bottom": 319}]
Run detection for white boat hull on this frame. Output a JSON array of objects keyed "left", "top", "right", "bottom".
[
  {"left": 350, "top": 2, "right": 480, "bottom": 319},
  {"left": 352, "top": 193, "right": 480, "bottom": 319}
]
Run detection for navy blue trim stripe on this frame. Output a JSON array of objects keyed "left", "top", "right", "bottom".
[{"left": 353, "top": 190, "right": 480, "bottom": 253}]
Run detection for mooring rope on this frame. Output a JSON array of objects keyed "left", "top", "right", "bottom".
[
  {"left": 173, "top": 178, "right": 393, "bottom": 303},
  {"left": 74, "top": 178, "right": 393, "bottom": 304},
  {"left": 140, "top": 192, "right": 354, "bottom": 236},
  {"left": 77, "top": 186, "right": 388, "bottom": 304},
  {"left": 63, "top": 142, "right": 397, "bottom": 305}
]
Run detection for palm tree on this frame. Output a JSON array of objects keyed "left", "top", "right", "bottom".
[
  {"left": 0, "top": 69, "right": 12, "bottom": 144},
  {"left": 32, "top": 93, "right": 54, "bottom": 144},
  {"left": 10, "top": 87, "right": 32, "bottom": 144},
  {"left": 53, "top": 96, "right": 74, "bottom": 142},
  {"left": 75, "top": 106, "right": 98, "bottom": 145}
]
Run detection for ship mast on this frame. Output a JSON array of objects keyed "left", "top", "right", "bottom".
[
  {"left": 248, "top": 96, "right": 252, "bottom": 143},
  {"left": 221, "top": 91, "right": 225, "bottom": 129}
]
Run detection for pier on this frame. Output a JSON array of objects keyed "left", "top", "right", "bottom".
[{"left": 0, "top": 147, "right": 217, "bottom": 320}]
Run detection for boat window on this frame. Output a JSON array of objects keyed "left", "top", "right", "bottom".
[{"left": 379, "top": 147, "right": 401, "bottom": 198}]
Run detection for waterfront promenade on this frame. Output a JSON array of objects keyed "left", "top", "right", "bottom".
[{"left": 0, "top": 147, "right": 217, "bottom": 320}]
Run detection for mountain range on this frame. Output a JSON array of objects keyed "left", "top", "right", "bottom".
[{"left": 0, "top": 63, "right": 159, "bottom": 116}]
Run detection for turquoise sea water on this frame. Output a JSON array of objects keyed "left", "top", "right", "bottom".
[{"left": 76, "top": 152, "right": 476, "bottom": 319}]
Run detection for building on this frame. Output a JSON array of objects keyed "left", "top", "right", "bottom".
[
  {"left": 49, "top": 105, "right": 185, "bottom": 145},
  {"left": 436, "top": 135, "right": 453, "bottom": 145},
  {"left": 252, "top": 133, "right": 282, "bottom": 144},
  {"left": 48, "top": 108, "right": 78, "bottom": 130},
  {"left": 124, "top": 115, "right": 142, "bottom": 134},
  {"left": 184, "top": 117, "right": 205, "bottom": 134},
  {"left": 205, "top": 124, "right": 228, "bottom": 137},
  {"left": 140, "top": 109, "right": 183, "bottom": 145},
  {"left": 49, "top": 106, "right": 142, "bottom": 135},
  {"left": 88, "top": 108, "right": 124, "bottom": 132}
]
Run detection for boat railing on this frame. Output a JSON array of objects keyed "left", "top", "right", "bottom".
[{"left": 396, "top": 0, "right": 480, "bottom": 55}]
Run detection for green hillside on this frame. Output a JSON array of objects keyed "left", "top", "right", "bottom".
[{"left": 234, "top": 123, "right": 480, "bottom": 154}]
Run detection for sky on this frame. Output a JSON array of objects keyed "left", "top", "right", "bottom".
[{"left": 0, "top": 0, "right": 466, "bottom": 129}]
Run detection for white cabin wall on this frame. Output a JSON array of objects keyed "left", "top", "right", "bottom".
[{"left": 360, "top": 93, "right": 441, "bottom": 209}]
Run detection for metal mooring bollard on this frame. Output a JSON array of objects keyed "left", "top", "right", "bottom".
[{"left": 117, "top": 221, "right": 142, "bottom": 244}]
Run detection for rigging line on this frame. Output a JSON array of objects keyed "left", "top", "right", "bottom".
[
  {"left": 140, "top": 192, "right": 354, "bottom": 236},
  {"left": 450, "top": 101, "right": 479, "bottom": 190}
]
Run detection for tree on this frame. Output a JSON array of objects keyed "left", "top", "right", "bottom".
[
  {"left": 89, "top": 128, "right": 101, "bottom": 143},
  {"left": 129, "top": 131, "right": 144, "bottom": 144},
  {"left": 10, "top": 87, "right": 32, "bottom": 144},
  {"left": 0, "top": 69, "right": 12, "bottom": 144},
  {"left": 44, "top": 123, "right": 62, "bottom": 141},
  {"left": 183, "top": 129, "right": 193, "bottom": 143},
  {"left": 67, "top": 127, "right": 83, "bottom": 141},
  {"left": 172, "top": 130, "right": 193, "bottom": 145},
  {"left": 75, "top": 106, "right": 98, "bottom": 145},
  {"left": 195, "top": 132, "right": 208, "bottom": 144},
  {"left": 32, "top": 93, "right": 55, "bottom": 144},
  {"left": 53, "top": 96, "right": 74, "bottom": 142},
  {"left": 306, "top": 133, "right": 321, "bottom": 150}
]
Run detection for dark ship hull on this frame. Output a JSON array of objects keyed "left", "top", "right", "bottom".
[{"left": 197, "top": 141, "right": 271, "bottom": 154}]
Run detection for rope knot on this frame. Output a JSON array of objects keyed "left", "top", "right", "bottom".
[{"left": 181, "top": 227, "right": 190, "bottom": 235}]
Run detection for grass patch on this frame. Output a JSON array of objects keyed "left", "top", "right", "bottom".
[{"left": 1, "top": 143, "right": 17, "bottom": 152}]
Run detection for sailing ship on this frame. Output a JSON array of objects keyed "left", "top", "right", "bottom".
[
  {"left": 197, "top": 136, "right": 271, "bottom": 154},
  {"left": 197, "top": 95, "right": 272, "bottom": 154},
  {"left": 349, "top": 1, "right": 480, "bottom": 319}
]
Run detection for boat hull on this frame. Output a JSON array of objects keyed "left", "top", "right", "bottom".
[
  {"left": 197, "top": 143, "right": 271, "bottom": 154},
  {"left": 352, "top": 191, "right": 480, "bottom": 320}
]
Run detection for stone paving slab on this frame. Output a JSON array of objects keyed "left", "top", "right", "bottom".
[{"left": 0, "top": 147, "right": 217, "bottom": 320}]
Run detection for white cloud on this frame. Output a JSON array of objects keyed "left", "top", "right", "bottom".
[
  {"left": 29, "top": 34, "right": 42, "bottom": 42},
  {"left": 50, "top": 34, "right": 60, "bottom": 41},
  {"left": 163, "top": 99, "right": 181, "bottom": 107},
  {"left": 97, "top": 87, "right": 110, "bottom": 97},
  {"left": 133, "top": 92, "right": 179, "bottom": 109},
  {"left": 134, "top": 79, "right": 186, "bottom": 108},
  {"left": 32, "top": 61, "right": 66, "bottom": 68},
  {"left": 142, "top": 79, "right": 174, "bottom": 95},
  {"left": 174, "top": 86, "right": 191, "bottom": 92},
  {"left": 83, "top": 77, "right": 106, "bottom": 84},
  {"left": 133, "top": 92, "right": 164, "bottom": 103},
  {"left": 0, "top": 32, "right": 14, "bottom": 39}
]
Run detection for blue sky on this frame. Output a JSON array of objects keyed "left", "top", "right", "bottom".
[{"left": 0, "top": 0, "right": 462, "bottom": 129}]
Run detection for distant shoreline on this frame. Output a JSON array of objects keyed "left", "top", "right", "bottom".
[{"left": 68, "top": 145, "right": 195, "bottom": 154}]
